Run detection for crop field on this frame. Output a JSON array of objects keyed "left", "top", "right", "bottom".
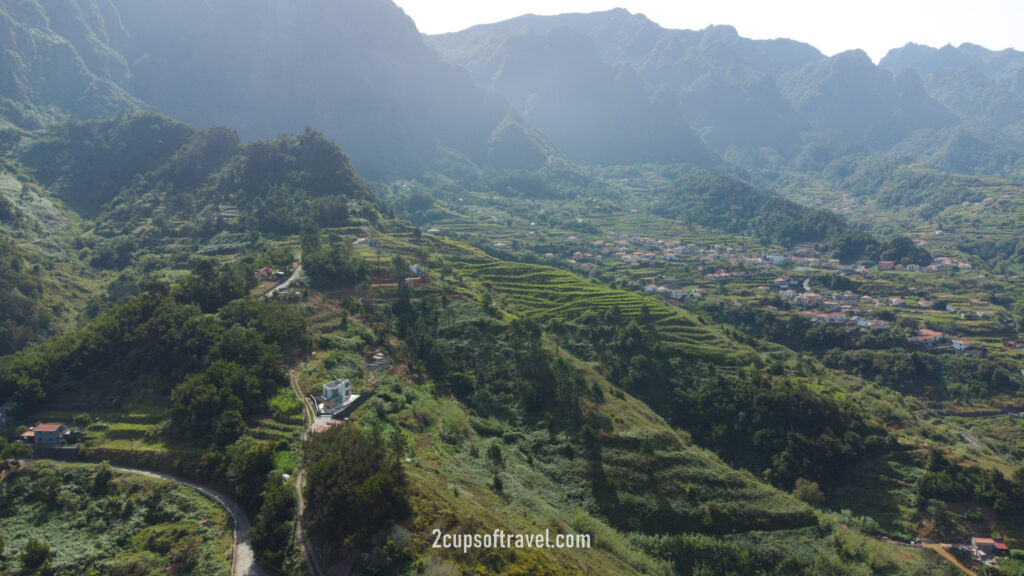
[
  {"left": 455, "top": 259, "right": 750, "bottom": 364},
  {"left": 778, "top": 168, "right": 1024, "bottom": 265}
]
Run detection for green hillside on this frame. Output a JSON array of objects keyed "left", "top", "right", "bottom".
[
  {"left": 2, "top": 3, "right": 1024, "bottom": 574},
  {"left": 0, "top": 460, "right": 231, "bottom": 575}
]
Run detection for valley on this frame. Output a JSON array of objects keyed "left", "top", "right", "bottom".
[{"left": 1, "top": 1, "right": 1024, "bottom": 575}]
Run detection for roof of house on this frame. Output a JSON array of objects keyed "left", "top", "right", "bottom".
[{"left": 34, "top": 423, "right": 64, "bottom": 432}]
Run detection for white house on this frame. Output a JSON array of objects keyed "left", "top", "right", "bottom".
[
  {"left": 20, "top": 423, "right": 68, "bottom": 446},
  {"left": 952, "top": 340, "right": 972, "bottom": 352},
  {"left": 316, "top": 379, "right": 359, "bottom": 416}
]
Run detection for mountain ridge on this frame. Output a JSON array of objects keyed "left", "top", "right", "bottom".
[
  {"left": 0, "top": 0, "right": 555, "bottom": 178},
  {"left": 429, "top": 9, "right": 1024, "bottom": 179}
]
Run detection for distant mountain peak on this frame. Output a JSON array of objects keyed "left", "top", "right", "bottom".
[{"left": 0, "top": 0, "right": 554, "bottom": 178}]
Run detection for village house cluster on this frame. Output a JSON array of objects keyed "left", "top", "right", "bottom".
[
  {"left": 556, "top": 233, "right": 838, "bottom": 274},
  {"left": 546, "top": 232, "right": 1006, "bottom": 354},
  {"left": 877, "top": 256, "right": 972, "bottom": 272}
]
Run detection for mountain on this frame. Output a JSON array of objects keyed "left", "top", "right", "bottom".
[
  {"left": 881, "top": 43, "right": 1024, "bottom": 143},
  {"left": 0, "top": 0, "right": 553, "bottom": 178},
  {"left": 881, "top": 42, "right": 1024, "bottom": 89},
  {"left": 431, "top": 11, "right": 955, "bottom": 159},
  {"left": 779, "top": 50, "right": 957, "bottom": 149},
  {"left": 429, "top": 12, "right": 817, "bottom": 156},
  {"left": 429, "top": 23, "right": 716, "bottom": 166},
  {"left": 14, "top": 112, "right": 382, "bottom": 268},
  {"left": 0, "top": 0, "right": 140, "bottom": 127}
]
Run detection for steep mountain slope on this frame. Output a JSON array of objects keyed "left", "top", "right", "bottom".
[
  {"left": 780, "top": 50, "right": 957, "bottom": 149},
  {"left": 429, "top": 10, "right": 956, "bottom": 159},
  {"left": 881, "top": 42, "right": 1024, "bottom": 90},
  {"left": 0, "top": 0, "right": 553, "bottom": 178},
  {"left": 16, "top": 113, "right": 379, "bottom": 258},
  {"left": 882, "top": 43, "right": 1024, "bottom": 145},
  {"left": 430, "top": 24, "right": 716, "bottom": 166},
  {"left": 0, "top": 0, "right": 139, "bottom": 127}
]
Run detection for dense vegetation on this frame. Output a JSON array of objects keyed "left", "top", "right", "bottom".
[
  {"left": 0, "top": 261, "right": 308, "bottom": 443},
  {"left": 0, "top": 239, "right": 50, "bottom": 355},
  {"left": 304, "top": 425, "right": 408, "bottom": 552},
  {"left": 823, "top": 348, "right": 1021, "bottom": 400},
  {"left": 3, "top": 4, "right": 1024, "bottom": 574},
  {"left": 656, "top": 173, "right": 880, "bottom": 261},
  {"left": 19, "top": 114, "right": 378, "bottom": 263},
  {"left": 0, "top": 461, "right": 231, "bottom": 576}
]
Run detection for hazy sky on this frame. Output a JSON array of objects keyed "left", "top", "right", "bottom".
[{"left": 392, "top": 0, "right": 1023, "bottom": 63}]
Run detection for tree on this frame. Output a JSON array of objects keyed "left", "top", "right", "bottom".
[
  {"left": 548, "top": 319, "right": 567, "bottom": 355},
  {"left": 251, "top": 475, "right": 296, "bottom": 569},
  {"left": 92, "top": 461, "right": 114, "bottom": 493},
  {"left": 170, "top": 369, "right": 243, "bottom": 439},
  {"left": 391, "top": 254, "right": 409, "bottom": 280},
  {"left": 303, "top": 425, "right": 407, "bottom": 547},
  {"left": 487, "top": 442, "right": 504, "bottom": 491},
  {"left": 388, "top": 429, "right": 407, "bottom": 460},
  {"left": 927, "top": 501, "right": 958, "bottom": 537},
  {"left": 792, "top": 478, "right": 825, "bottom": 506},
  {"left": 21, "top": 539, "right": 51, "bottom": 570},
  {"left": 215, "top": 440, "right": 275, "bottom": 518},
  {"left": 300, "top": 221, "right": 321, "bottom": 255},
  {"left": 215, "top": 410, "right": 246, "bottom": 445}
]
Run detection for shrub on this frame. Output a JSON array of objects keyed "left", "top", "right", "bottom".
[{"left": 21, "top": 538, "right": 51, "bottom": 569}]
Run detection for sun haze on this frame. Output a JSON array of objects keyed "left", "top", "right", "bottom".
[{"left": 392, "top": 0, "right": 1024, "bottom": 62}]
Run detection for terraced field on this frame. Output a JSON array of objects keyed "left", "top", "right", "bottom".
[
  {"left": 779, "top": 169, "right": 1024, "bottom": 262},
  {"left": 456, "top": 259, "right": 752, "bottom": 364}
]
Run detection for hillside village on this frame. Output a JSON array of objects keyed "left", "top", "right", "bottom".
[{"left": 524, "top": 230, "right": 1018, "bottom": 355}]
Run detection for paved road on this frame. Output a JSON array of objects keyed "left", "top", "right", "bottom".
[
  {"left": 264, "top": 264, "right": 303, "bottom": 299},
  {"left": 112, "top": 466, "right": 266, "bottom": 576}
]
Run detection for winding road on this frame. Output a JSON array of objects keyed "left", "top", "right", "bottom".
[
  {"left": 112, "top": 466, "right": 266, "bottom": 576},
  {"left": 264, "top": 264, "right": 303, "bottom": 299}
]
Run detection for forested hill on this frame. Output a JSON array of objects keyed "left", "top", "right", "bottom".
[
  {"left": 0, "top": 0, "right": 554, "bottom": 178},
  {"left": 12, "top": 112, "right": 381, "bottom": 266},
  {"left": 659, "top": 173, "right": 879, "bottom": 261}
]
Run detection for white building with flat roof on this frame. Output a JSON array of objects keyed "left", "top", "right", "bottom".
[{"left": 316, "top": 379, "right": 359, "bottom": 416}]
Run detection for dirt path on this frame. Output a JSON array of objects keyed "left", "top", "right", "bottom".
[
  {"left": 922, "top": 543, "right": 978, "bottom": 576},
  {"left": 112, "top": 465, "right": 265, "bottom": 576},
  {"left": 290, "top": 370, "right": 327, "bottom": 576}
]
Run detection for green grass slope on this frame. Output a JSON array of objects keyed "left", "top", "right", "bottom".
[{"left": 0, "top": 460, "right": 231, "bottom": 576}]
